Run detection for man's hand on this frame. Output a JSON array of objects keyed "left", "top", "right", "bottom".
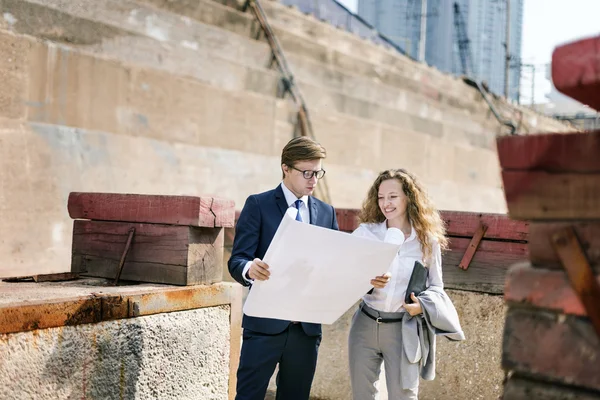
[
  {"left": 403, "top": 292, "right": 423, "bottom": 316},
  {"left": 247, "top": 258, "right": 270, "bottom": 281},
  {"left": 370, "top": 272, "right": 391, "bottom": 289}
]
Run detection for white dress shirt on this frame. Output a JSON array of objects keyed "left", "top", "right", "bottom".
[
  {"left": 352, "top": 221, "right": 443, "bottom": 313},
  {"left": 280, "top": 181, "right": 310, "bottom": 224},
  {"left": 241, "top": 182, "right": 309, "bottom": 283}
]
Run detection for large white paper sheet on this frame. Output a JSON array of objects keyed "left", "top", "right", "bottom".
[{"left": 243, "top": 210, "right": 400, "bottom": 324}]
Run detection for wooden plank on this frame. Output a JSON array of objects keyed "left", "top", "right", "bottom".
[
  {"left": 529, "top": 222, "right": 600, "bottom": 271},
  {"left": 334, "top": 208, "right": 529, "bottom": 240},
  {"left": 504, "top": 262, "right": 600, "bottom": 317},
  {"left": 335, "top": 208, "right": 360, "bottom": 233},
  {"left": 502, "top": 171, "right": 600, "bottom": 220},
  {"left": 497, "top": 131, "right": 600, "bottom": 172},
  {"left": 552, "top": 35, "right": 600, "bottom": 111},
  {"left": 71, "top": 220, "right": 223, "bottom": 285},
  {"left": 2, "top": 272, "right": 79, "bottom": 283},
  {"left": 458, "top": 222, "right": 487, "bottom": 270},
  {"left": 551, "top": 227, "right": 600, "bottom": 337},
  {"left": 503, "top": 376, "right": 600, "bottom": 400},
  {"left": 68, "top": 192, "right": 235, "bottom": 227},
  {"left": 73, "top": 256, "right": 189, "bottom": 285},
  {"left": 441, "top": 211, "right": 528, "bottom": 241},
  {"left": 443, "top": 238, "right": 528, "bottom": 294},
  {"left": 187, "top": 228, "right": 224, "bottom": 286},
  {"left": 502, "top": 307, "right": 600, "bottom": 392}
]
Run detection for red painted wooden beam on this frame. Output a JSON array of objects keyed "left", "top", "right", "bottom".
[
  {"left": 504, "top": 262, "right": 599, "bottom": 317},
  {"left": 502, "top": 171, "right": 600, "bottom": 220},
  {"left": 529, "top": 221, "right": 600, "bottom": 270},
  {"left": 552, "top": 35, "right": 600, "bottom": 111},
  {"left": 68, "top": 192, "right": 235, "bottom": 227},
  {"left": 550, "top": 227, "right": 600, "bottom": 337},
  {"left": 497, "top": 131, "right": 600, "bottom": 173}
]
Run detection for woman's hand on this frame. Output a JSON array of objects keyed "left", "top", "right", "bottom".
[
  {"left": 403, "top": 292, "right": 423, "bottom": 316},
  {"left": 370, "top": 272, "right": 391, "bottom": 289}
]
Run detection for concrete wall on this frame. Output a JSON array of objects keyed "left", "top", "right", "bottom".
[
  {"left": 0, "top": 307, "right": 231, "bottom": 400},
  {"left": 267, "top": 291, "right": 506, "bottom": 400}
]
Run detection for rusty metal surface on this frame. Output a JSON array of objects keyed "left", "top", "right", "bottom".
[
  {"left": 0, "top": 280, "right": 241, "bottom": 334},
  {"left": 551, "top": 226, "right": 600, "bottom": 337}
]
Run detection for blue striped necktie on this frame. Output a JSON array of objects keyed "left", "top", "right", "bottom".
[{"left": 294, "top": 199, "right": 303, "bottom": 222}]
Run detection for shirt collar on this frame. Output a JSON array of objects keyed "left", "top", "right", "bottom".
[{"left": 280, "top": 182, "right": 309, "bottom": 208}]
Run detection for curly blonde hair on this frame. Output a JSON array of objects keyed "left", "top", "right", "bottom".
[{"left": 358, "top": 169, "right": 448, "bottom": 263}]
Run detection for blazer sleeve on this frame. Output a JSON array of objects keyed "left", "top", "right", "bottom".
[
  {"left": 228, "top": 195, "right": 261, "bottom": 287},
  {"left": 427, "top": 240, "right": 444, "bottom": 288}
]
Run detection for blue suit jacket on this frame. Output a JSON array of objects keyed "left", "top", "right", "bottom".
[{"left": 228, "top": 185, "right": 339, "bottom": 336}]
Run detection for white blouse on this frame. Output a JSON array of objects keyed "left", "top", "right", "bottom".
[{"left": 352, "top": 221, "right": 443, "bottom": 313}]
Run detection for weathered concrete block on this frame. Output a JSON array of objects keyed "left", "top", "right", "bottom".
[
  {"left": 0, "top": 306, "right": 231, "bottom": 400},
  {"left": 0, "top": 280, "right": 244, "bottom": 399}
]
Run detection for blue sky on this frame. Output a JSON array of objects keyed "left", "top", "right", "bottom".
[{"left": 336, "top": 0, "right": 600, "bottom": 103}]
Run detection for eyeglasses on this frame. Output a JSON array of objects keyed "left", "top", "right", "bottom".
[{"left": 289, "top": 166, "right": 326, "bottom": 180}]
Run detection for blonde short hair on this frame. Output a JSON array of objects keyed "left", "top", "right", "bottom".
[{"left": 281, "top": 137, "right": 326, "bottom": 179}]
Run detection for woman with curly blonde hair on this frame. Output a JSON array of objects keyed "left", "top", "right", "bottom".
[{"left": 348, "top": 169, "right": 463, "bottom": 400}]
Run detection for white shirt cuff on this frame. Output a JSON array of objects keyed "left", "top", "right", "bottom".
[
  {"left": 242, "top": 261, "right": 254, "bottom": 283},
  {"left": 384, "top": 227, "right": 404, "bottom": 244}
]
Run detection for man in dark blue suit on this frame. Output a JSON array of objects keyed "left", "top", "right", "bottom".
[{"left": 228, "top": 137, "right": 339, "bottom": 400}]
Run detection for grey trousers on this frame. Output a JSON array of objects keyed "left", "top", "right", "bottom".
[{"left": 348, "top": 303, "right": 419, "bottom": 400}]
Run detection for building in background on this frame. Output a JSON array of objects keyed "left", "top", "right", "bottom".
[{"left": 356, "top": 0, "right": 524, "bottom": 101}]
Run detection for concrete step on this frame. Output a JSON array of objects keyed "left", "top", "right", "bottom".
[
  {"left": 0, "top": 0, "right": 278, "bottom": 96},
  {"left": 138, "top": 0, "right": 490, "bottom": 115},
  {"left": 176, "top": 0, "right": 571, "bottom": 134},
  {"left": 0, "top": 28, "right": 284, "bottom": 155},
  {"left": 1, "top": 0, "right": 500, "bottom": 148},
  {"left": 232, "top": 0, "right": 573, "bottom": 134},
  {"left": 139, "top": 0, "right": 569, "bottom": 138},
  {"left": 1, "top": 27, "right": 502, "bottom": 191}
]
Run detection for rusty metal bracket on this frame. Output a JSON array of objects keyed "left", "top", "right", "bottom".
[
  {"left": 114, "top": 227, "right": 136, "bottom": 286},
  {"left": 459, "top": 222, "right": 488, "bottom": 270},
  {"left": 551, "top": 226, "right": 600, "bottom": 338}
]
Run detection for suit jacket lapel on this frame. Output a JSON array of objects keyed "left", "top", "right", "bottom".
[
  {"left": 274, "top": 185, "right": 288, "bottom": 217},
  {"left": 309, "top": 197, "right": 318, "bottom": 225}
]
